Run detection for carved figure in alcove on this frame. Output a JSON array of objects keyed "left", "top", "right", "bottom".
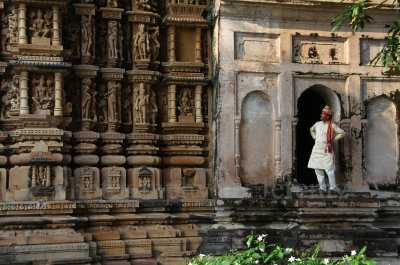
[
  {"left": 109, "top": 167, "right": 121, "bottom": 188},
  {"left": 133, "top": 24, "right": 150, "bottom": 60},
  {"left": 97, "top": 84, "right": 108, "bottom": 122},
  {"left": 32, "top": 75, "right": 53, "bottom": 113},
  {"left": 107, "top": 0, "right": 119, "bottom": 7},
  {"left": 124, "top": 23, "right": 132, "bottom": 64},
  {"left": 178, "top": 87, "right": 194, "bottom": 116},
  {"left": 108, "top": 81, "right": 117, "bottom": 121},
  {"left": 7, "top": 7, "right": 18, "bottom": 44},
  {"left": 81, "top": 77, "right": 92, "bottom": 120},
  {"left": 135, "top": 84, "right": 149, "bottom": 123},
  {"left": 29, "top": 9, "right": 51, "bottom": 38},
  {"left": 32, "top": 165, "right": 51, "bottom": 187},
  {"left": 116, "top": 82, "right": 122, "bottom": 122},
  {"left": 108, "top": 21, "right": 118, "bottom": 58},
  {"left": 122, "top": 86, "right": 132, "bottom": 123},
  {"left": 0, "top": 79, "right": 19, "bottom": 119},
  {"left": 97, "top": 21, "right": 107, "bottom": 59},
  {"left": 46, "top": 77, "right": 55, "bottom": 99},
  {"left": 1, "top": 13, "right": 8, "bottom": 52},
  {"left": 151, "top": 27, "right": 160, "bottom": 61},
  {"left": 81, "top": 15, "right": 93, "bottom": 56},
  {"left": 134, "top": 0, "right": 157, "bottom": 11},
  {"left": 150, "top": 88, "right": 157, "bottom": 124},
  {"left": 81, "top": 167, "right": 94, "bottom": 189}
]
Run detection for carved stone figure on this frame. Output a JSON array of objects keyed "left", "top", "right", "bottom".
[
  {"left": 97, "top": 21, "right": 107, "bottom": 59},
  {"left": 151, "top": 27, "right": 160, "bottom": 61},
  {"left": 107, "top": 0, "right": 119, "bottom": 7},
  {"left": 134, "top": 0, "right": 157, "bottom": 11},
  {"left": 7, "top": 7, "right": 18, "bottom": 44},
  {"left": 108, "top": 21, "right": 118, "bottom": 58},
  {"left": 178, "top": 87, "right": 194, "bottom": 116},
  {"left": 1, "top": 13, "right": 8, "bottom": 52},
  {"left": 122, "top": 86, "right": 132, "bottom": 123},
  {"left": 81, "top": 167, "right": 94, "bottom": 189},
  {"left": 32, "top": 75, "right": 53, "bottom": 113},
  {"left": 29, "top": 9, "right": 51, "bottom": 38},
  {"left": 90, "top": 83, "right": 97, "bottom": 121},
  {"left": 107, "top": 81, "right": 117, "bottom": 121},
  {"left": 31, "top": 165, "right": 51, "bottom": 187},
  {"left": 133, "top": 24, "right": 150, "bottom": 60},
  {"left": 81, "top": 77, "right": 92, "bottom": 120},
  {"left": 81, "top": 15, "right": 93, "bottom": 56},
  {"left": 118, "top": 22, "right": 124, "bottom": 59},
  {"left": 150, "top": 88, "right": 158, "bottom": 124},
  {"left": 135, "top": 84, "right": 149, "bottom": 123},
  {"left": 0, "top": 79, "right": 19, "bottom": 119}
]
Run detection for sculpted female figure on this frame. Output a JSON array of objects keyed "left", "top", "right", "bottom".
[
  {"left": 81, "top": 15, "right": 93, "bottom": 56},
  {"left": 134, "top": 84, "right": 149, "bottom": 123},
  {"left": 134, "top": 24, "right": 150, "bottom": 60},
  {"left": 81, "top": 77, "right": 92, "bottom": 120},
  {"left": 107, "top": 82, "right": 117, "bottom": 121}
]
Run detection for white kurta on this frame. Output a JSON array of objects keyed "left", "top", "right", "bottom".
[{"left": 307, "top": 121, "right": 345, "bottom": 170}]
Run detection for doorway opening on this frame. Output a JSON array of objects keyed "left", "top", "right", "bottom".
[{"left": 296, "top": 89, "right": 326, "bottom": 185}]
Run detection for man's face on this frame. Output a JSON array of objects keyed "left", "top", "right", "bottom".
[{"left": 320, "top": 111, "right": 330, "bottom": 122}]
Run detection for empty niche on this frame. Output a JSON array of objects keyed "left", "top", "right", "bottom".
[
  {"left": 360, "top": 38, "right": 387, "bottom": 66},
  {"left": 234, "top": 32, "right": 280, "bottom": 62},
  {"left": 175, "top": 27, "right": 196, "bottom": 62},
  {"left": 365, "top": 97, "right": 398, "bottom": 189},
  {"left": 240, "top": 91, "right": 274, "bottom": 187}
]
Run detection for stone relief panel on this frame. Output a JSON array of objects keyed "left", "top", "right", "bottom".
[
  {"left": 240, "top": 91, "right": 274, "bottom": 187},
  {"left": 234, "top": 32, "right": 280, "bottom": 62},
  {"left": 360, "top": 38, "right": 386, "bottom": 66},
  {"left": 293, "top": 36, "right": 347, "bottom": 64},
  {"left": 365, "top": 97, "right": 398, "bottom": 189}
]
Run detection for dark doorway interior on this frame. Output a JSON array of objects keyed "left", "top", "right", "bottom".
[{"left": 296, "top": 89, "right": 326, "bottom": 185}]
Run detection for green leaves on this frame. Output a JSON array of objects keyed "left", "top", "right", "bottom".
[
  {"left": 190, "top": 233, "right": 376, "bottom": 265},
  {"left": 332, "top": 0, "right": 374, "bottom": 32}
]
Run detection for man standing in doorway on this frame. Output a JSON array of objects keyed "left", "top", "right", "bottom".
[{"left": 308, "top": 105, "right": 345, "bottom": 192}]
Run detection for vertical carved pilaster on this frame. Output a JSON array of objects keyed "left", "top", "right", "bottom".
[
  {"left": 234, "top": 119, "right": 241, "bottom": 183},
  {"left": 19, "top": 71, "right": 29, "bottom": 115},
  {"left": 54, "top": 72, "right": 63, "bottom": 116},
  {"left": 168, "top": 84, "right": 177, "bottom": 122},
  {"left": 274, "top": 119, "right": 282, "bottom": 178},
  {"left": 291, "top": 118, "right": 298, "bottom": 177},
  {"left": 167, "top": 27, "right": 176, "bottom": 62},
  {"left": 52, "top": 6, "right": 61, "bottom": 45},
  {"left": 195, "top": 28, "right": 202, "bottom": 63},
  {"left": 195, "top": 85, "right": 203, "bottom": 123},
  {"left": 18, "top": 3, "right": 27, "bottom": 44}
]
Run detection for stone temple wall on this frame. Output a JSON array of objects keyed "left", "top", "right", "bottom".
[{"left": 0, "top": 0, "right": 398, "bottom": 264}]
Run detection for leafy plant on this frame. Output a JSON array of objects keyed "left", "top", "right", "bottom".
[
  {"left": 189, "top": 233, "right": 376, "bottom": 265},
  {"left": 332, "top": 0, "right": 400, "bottom": 71}
]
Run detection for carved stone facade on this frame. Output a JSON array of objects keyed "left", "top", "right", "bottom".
[{"left": 0, "top": 0, "right": 210, "bottom": 264}]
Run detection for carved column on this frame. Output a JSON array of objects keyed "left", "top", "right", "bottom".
[
  {"left": 168, "top": 84, "right": 177, "bottom": 122},
  {"left": 291, "top": 118, "right": 298, "bottom": 180},
  {"left": 234, "top": 119, "right": 241, "bottom": 183},
  {"left": 167, "top": 27, "right": 176, "bottom": 62},
  {"left": 54, "top": 72, "right": 63, "bottom": 116},
  {"left": 195, "top": 85, "right": 203, "bottom": 123},
  {"left": 195, "top": 28, "right": 202, "bottom": 63},
  {"left": 52, "top": 6, "right": 61, "bottom": 45},
  {"left": 19, "top": 71, "right": 29, "bottom": 115},
  {"left": 274, "top": 119, "right": 282, "bottom": 178},
  {"left": 18, "top": 3, "right": 27, "bottom": 44}
]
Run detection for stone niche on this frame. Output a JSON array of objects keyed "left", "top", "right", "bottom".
[
  {"left": 101, "top": 166, "right": 129, "bottom": 199},
  {"left": 234, "top": 32, "right": 280, "bottom": 62},
  {"left": 365, "top": 97, "right": 398, "bottom": 189},
  {"left": 292, "top": 36, "right": 347, "bottom": 64},
  {"left": 128, "top": 166, "right": 164, "bottom": 199},
  {"left": 163, "top": 167, "right": 208, "bottom": 199},
  {"left": 240, "top": 91, "right": 274, "bottom": 187}
]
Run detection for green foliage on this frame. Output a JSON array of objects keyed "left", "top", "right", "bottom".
[
  {"left": 332, "top": 0, "right": 400, "bottom": 70},
  {"left": 189, "top": 233, "right": 376, "bottom": 265}
]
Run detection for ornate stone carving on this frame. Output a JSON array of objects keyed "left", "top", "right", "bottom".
[
  {"left": 134, "top": 0, "right": 158, "bottom": 12},
  {"left": 134, "top": 83, "right": 149, "bottom": 124},
  {"left": 81, "top": 14, "right": 94, "bottom": 56},
  {"left": 150, "top": 27, "right": 160, "bottom": 62},
  {"left": 178, "top": 87, "right": 195, "bottom": 121},
  {"left": 96, "top": 84, "right": 108, "bottom": 122},
  {"left": 31, "top": 74, "right": 54, "bottom": 115},
  {"left": 0, "top": 78, "right": 19, "bottom": 119},
  {"left": 28, "top": 9, "right": 52, "bottom": 44},
  {"left": 107, "top": 20, "right": 118, "bottom": 58},
  {"left": 134, "top": 24, "right": 150, "bottom": 61},
  {"left": 81, "top": 77, "right": 93, "bottom": 120},
  {"left": 107, "top": 81, "right": 118, "bottom": 122}
]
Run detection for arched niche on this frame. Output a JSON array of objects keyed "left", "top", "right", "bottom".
[
  {"left": 296, "top": 85, "right": 342, "bottom": 186},
  {"left": 240, "top": 91, "right": 274, "bottom": 188},
  {"left": 365, "top": 97, "right": 398, "bottom": 190}
]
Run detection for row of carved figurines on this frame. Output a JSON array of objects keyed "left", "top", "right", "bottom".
[{"left": 0, "top": 76, "right": 197, "bottom": 124}]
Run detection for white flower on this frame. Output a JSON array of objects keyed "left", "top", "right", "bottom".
[
  {"left": 285, "top": 248, "right": 293, "bottom": 252},
  {"left": 257, "top": 234, "right": 268, "bottom": 241},
  {"left": 199, "top": 254, "right": 205, "bottom": 257},
  {"left": 296, "top": 258, "right": 301, "bottom": 261},
  {"left": 351, "top": 250, "right": 357, "bottom": 256},
  {"left": 288, "top": 256, "right": 295, "bottom": 262},
  {"left": 323, "top": 258, "right": 330, "bottom": 264},
  {"left": 255, "top": 261, "right": 259, "bottom": 264}
]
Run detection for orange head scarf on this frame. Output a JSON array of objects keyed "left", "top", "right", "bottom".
[{"left": 322, "top": 106, "right": 334, "bottom": 153}]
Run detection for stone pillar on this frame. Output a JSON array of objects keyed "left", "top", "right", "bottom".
[
  {"left": 54, "top": 72, "right": 63, "bottom": 116},
  {"left": 195, "top": 28, "right": 202, "bottom": 63},
  {"left": 167, "top": 27, "right": 176, "bottom": 62},
  {"left": 19, "top": 71, "right": 29, "bottom": 115},
  {"left": 168, "top": 84, "right": 177, "bottom": 122},
  {"left": 195, "top": 85, "right": 203, "bottom": 123},
  {"left": 234, "top": 119, "right": 241, "bottom": 183},
  {"left": 274, "top": 120, "right": 282, "bottom": 178},
  {"left": 18, "top": 3, "right": 27, "bottom": 44},
  {"left": 52, "top": 6, "right": 61, "bottom": 45}
]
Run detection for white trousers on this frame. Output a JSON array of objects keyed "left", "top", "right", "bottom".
[{"left": 314, "top": 169, "right": 336, "bottom": 191}]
